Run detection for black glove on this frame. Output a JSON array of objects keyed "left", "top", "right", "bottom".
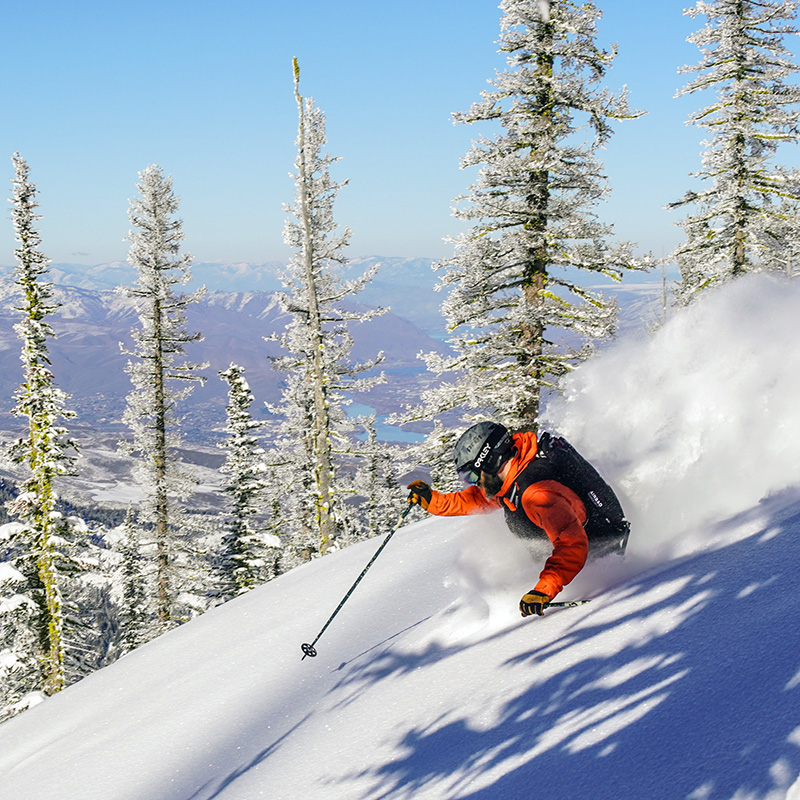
[
  {"left": 519, "top": 590, "right": 550, "bottom": 617},
  {"left": 407, "top": 480, "right": 432, "bottom": 511}
]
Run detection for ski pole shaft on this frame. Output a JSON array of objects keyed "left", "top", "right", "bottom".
[{"left": 301, "top": 504, "right": 413, "bottom": 660}]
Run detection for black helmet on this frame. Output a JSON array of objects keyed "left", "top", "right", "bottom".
[{"left": 453, "top": 422, "right": 514, "bottom": 485}]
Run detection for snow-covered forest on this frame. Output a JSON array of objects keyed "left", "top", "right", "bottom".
[{"left": 2, "top": 0, "right": 800, "bottom": 754}]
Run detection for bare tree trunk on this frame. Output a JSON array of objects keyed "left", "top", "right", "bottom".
[
  {"left": 519, "top": 12, "right": 555, "bottom": 432},
  {"left": 152, "top": 294, "right": 171, "bottom": 623},
  {"left": 36, "top": 506, "right": 64, "bottom": 694}
]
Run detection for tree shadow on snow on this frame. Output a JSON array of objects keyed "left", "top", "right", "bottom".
[{"left": 343, "top": 497, "right": 800, "bottom": 800}]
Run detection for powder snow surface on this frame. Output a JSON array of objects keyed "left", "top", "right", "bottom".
[{"left": 1, "top": 273, "right": 799, "bottom": 800}]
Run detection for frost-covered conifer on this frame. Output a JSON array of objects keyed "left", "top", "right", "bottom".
[
  {"left": 56, "top": 515, "right": 122, "bottom": 682},
  {"left": 353, "top": 420, "right": 404, "bottom": 538},
  {"left": 401, "top": 421, "right": 464, "bottom": 494},
  {"left": 118, "top": 165, "right": 208, "bottom": 627},
  {"left": 0, "top": 523, "right": 41, "bottom": 721},
  {"left": 215, "top": 364, "right": 275, "bottom": 599},
  {"left": 670, "top": 0, "right": 800, "bottom": 301},
  {"left": 765, "top": 198, "right": 800, "bottom": 274},
  {"left": 416, "top": 0, "right": 649, "bottom": 433},
  {"left": 268, "top": 60, "right": 385, "bottom": 556},
  {"left": 1, "top": 154, "right": 79, "bottom": 702},
  {"left": 116, "top": 507, "right": 154, "bottom": 652}
]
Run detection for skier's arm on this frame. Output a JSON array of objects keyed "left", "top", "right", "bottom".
[
  {"left": 428, "top": 485, "right": 501, "bottom": 516},
  {"left": 522, "top": 482, "right": 588, "bottom": 599},
  {"left": 407, "top": 481, "right": 499, "bottom": 516}
]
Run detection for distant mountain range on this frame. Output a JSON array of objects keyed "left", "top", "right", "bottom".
[
  {"left": 0, "top": 273, "right": 450, "bottom": 447},
  {"left": 0, "top": 259, "right": 668, "bottom": 444},
  {"left": 38, "top": 256, "right": 449, "bottom": 340}
]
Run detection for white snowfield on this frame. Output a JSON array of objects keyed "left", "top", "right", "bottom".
[{"left": 1, "top": 272, "right": 799, "bottom": 800}]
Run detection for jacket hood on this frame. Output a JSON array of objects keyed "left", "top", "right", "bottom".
[
  {"left": 497, "top": 431, "right": 539, "bottom": 496},
  {"left": 511, "top": 431, "right": 538, "bottom": 466}
]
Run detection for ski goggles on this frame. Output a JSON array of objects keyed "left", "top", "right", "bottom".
[{"left": 457, "top": 464, "right": 481, "bottom": 486}]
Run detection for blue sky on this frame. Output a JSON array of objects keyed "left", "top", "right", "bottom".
[{"left": 1, "top": 1, "right": 798, "bottom": 269}]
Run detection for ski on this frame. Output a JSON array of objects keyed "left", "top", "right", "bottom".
[{"left": 545, "top": 599, "right": 590, "bottom": 609}]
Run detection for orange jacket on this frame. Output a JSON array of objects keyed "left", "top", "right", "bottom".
[{"left": 427, "top": 431, "right": 588, "bottom": 599}]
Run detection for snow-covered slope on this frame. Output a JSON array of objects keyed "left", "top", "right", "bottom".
[{"left": 1, "top": 273, "right": 799, "bottom": 800}]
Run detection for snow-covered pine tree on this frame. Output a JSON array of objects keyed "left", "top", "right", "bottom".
[
  {"left": 4, "top": 155, "right": 76, "bottom": 694},
  {"left": 116, "top": 507, "right": 153, "bottom": 652},
  {"left": 1, "top": 154, "right": 80, "bottom": 701},
  {"left": 765, "top": 198, "right": 800, "bottom": 274},
  {"left": 215, "top": 364, "right": 276, "bottom": 600},
  {"left": 416, "top": 0, "right": 649, "bottom": 434},
  {"left": 399, "top": 421, "right": 464, "bottom": 494},
  {"left": 353, "top": 419, "right": 404, "bottom": 539},
  {"left": 670, "top": 0, "right": 800, "bottom": 301},
  {"left": 57, "top": 515, "right": 121, "bottom": 683},
  {"left": 118, "top": 165, "right": 208, "bottom": 627},
  {"left": 267, "top": 60, "right": 385, "bottom": 557},
  {"left": 0, "top": 523, "right": 41, "bottom": 721},
  {"left": 1, "top": 239, "right": 108, "bottom": 711}
]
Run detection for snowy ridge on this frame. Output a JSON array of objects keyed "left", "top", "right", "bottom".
[
  {"left": 0, "top": 276, "right": 450, "bottom": 441},
  {"left": 3, "top": 256, "right": 446, "bottom": 334},
  {"left": 0, "top": 273, "right": 799, "bottom": 799}
]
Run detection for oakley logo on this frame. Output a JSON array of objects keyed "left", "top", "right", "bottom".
[{"left": 474, "top": 442, "right": 492, "bottom": 470}]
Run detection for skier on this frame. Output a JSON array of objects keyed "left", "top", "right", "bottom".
[{"left": 407, "top": 421, "right": 590, "bottom": 618}]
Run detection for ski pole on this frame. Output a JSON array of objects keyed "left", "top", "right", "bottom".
[{"left": 301, "top": 503, "right": 413, "bottom": 660}]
